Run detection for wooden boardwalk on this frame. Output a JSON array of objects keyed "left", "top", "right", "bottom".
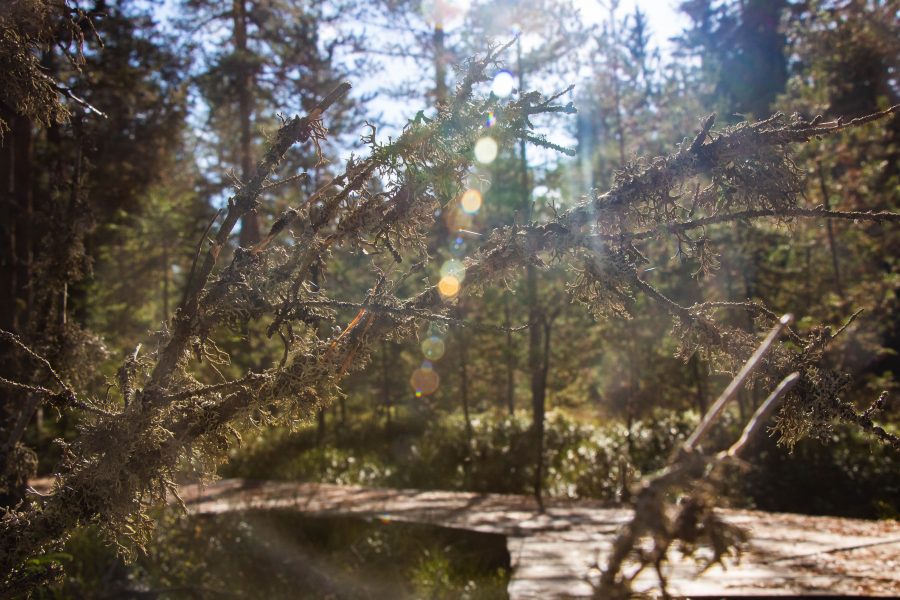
[{"left": 180, "top": 479, "right": 900, "bottom": 598}]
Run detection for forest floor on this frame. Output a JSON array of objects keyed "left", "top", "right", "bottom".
[{"left": 171, "top": 478, "right": 900, "bottom": 598}]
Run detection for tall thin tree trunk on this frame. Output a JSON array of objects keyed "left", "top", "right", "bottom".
[
  {"left": 162, "top": 239, "right": 170, "bottom": 323},
  {"left": 456, "top": 304, "right": 473, "bottom": 485},
  {"left": 0, "top": 112, "right": 36, "bottom": 500},
  {"left": 58, "top": 138, "right": 83, "bottom": 331},
  {"left": 690, "top": 353, "right": 707, "bottom": 415},
  {"left": 429, "top": 23, "right": 451, "bottom": 252},
  {"left": 518, "top": 40, "right": 545, "bottom": 510},
  {"left": 528, "top": 287, "right": 544, "bottom": 509},
  {"left": 621, "top": 336, "right": 637, "bottom": 503},
  {"left": 381, "top": 339, "right": 392, "bottom": 434},
  {"left": 817, "top": 162, "right": 844, "bottom": 299},
  {"left": 460, "top": 329, "right": 472, "bottom": 445},
  {"left": 0, "top": 103, "right": 15, "bottom": 333},
  {"left": 608, "top": 1, "right": 626, "bottom": 168},
  {"left": 234, "top": 0, "right": 259, "bottom": 247},
  {"left": 316, "top": 407, "right": 326, "bottom": 444},
  {"left": 736, "top": 224, "right": 761, "bottom": 412},
  {"left": 433, "top": 24, "right": 448, "bottom": 105},
  {"left": 13, "top": 114, "right": 33, "bottom": 332},
  {"left": 504, "top": 297, "right": 515, "bottom": 415},
  {"left": 804, "top": 242, "right": 812, "bottom": 310},
  {"left": 0, "top": 102, "right": 17, "bottom": 476}
]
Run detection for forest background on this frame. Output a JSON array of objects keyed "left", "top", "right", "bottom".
[{"left": 1, "top": 0, "right": 898, "bottom": 597}]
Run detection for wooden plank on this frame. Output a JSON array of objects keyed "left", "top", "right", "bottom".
[{"left": 179, "top": 479, "right": 900, "bottom": 598}]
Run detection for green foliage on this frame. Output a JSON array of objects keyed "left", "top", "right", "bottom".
[
  {"left": 225, "top": 410, "right": 699, "bottom": 502},
  {"left": 225, "top": 407, "right": 898, "bottom": 519},
  {"left": 740, "top": 423, "right": 900, "bottom": 519}
]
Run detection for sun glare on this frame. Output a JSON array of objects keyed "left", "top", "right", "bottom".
[{"left": 474, "top": 136, "right": 498, "bottom": 163}]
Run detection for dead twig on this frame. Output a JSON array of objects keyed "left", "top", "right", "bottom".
[{"left": 597, "top": 317, "right": 796, "bottom": 598}]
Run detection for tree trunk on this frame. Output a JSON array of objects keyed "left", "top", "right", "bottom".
[
  {"left": 0, "top": 110, "right": 35, "bottom": 510},
  {"left": 459, "top": 326, "right": 472, "bottom": 446},
  {"left": 456, "top": 304, "right": 473, "bottom": 484},
  {"left": 504, "top": 296, "right": 515, "bottom": 415},
  {"left": 0, "top": 102, "right": 17, "bottom": 468},
  {"left": 518, "top": 40, "right": 546, "bottom": 509},
  {"left": 381, "top": 339, "right": 392, "bottom": 434},
  {"left": 0, "top": 103, "right": 15, "bottom": 333},
  {"left": 608, "top": 2, "right": 627, "bottom": 168},
  {"left": 13, "top": 113, "right": 33, "bottom": 332},
  {"left": 433, "top": 25, "right": 448, "bottom": 105},
  {"left": 528, "top": 285, "right": 545, "bottom": 509},
  {"left": 817, "top": 161, "right": 844, "bottom": 300},
  {"left": 316, "top": 408, "right": 326, "bottom": 444},
  {"left": 690, "top": 353, "right": 707, "bottom": 415},
  {"left": 234, "top": 0, "right": 259, "bottom": 247},
  {"left": 162, "top": 239, "right": 170, "bottom": 322}
]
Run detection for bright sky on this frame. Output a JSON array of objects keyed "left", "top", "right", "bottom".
[
  {"left": 351, "top": 0, "right": 689, "bottom": 145},
  {"left": 574, "top": 0, "right": 687, "bottom": 50},
  {"left": 156, "top": 0, "right": 691, "bottom": 171}
]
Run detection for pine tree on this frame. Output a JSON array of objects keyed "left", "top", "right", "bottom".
[
  {"left": 678, "top": 0, "right": 789, "bottom": 119},
  {"left": 180, "top": 0, "right": 362, "bottom": 246}
]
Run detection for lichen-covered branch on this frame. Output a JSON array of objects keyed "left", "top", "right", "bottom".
[
  {"left": 0, "top": 49, "right": 581, "bottom": 595},
  {"left": 0, "top": 59, "right": 897, "bottom": 598}
]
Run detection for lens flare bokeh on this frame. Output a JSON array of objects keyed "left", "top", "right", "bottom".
[
  {"left": 440, "top": 259, "right": 466, "bottom": 283},
  {"left": 491, "top": 71, "right": 515, "bottom": 98},
  {"left": 460, "top": 189, "right": 482, "bottom": 214},
  {"left": 421, "top": 336, "right": 446, "bottom": 361},
  {"left": 410, "top": 361, "right": 440, "bottom": 397},
  {"left": 438, "top": 275, "right": 460, "bottom": 298},
  {"left": 474, "top": 137, "right": 498, "bottom": 164}
]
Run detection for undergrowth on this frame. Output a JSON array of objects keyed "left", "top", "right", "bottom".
[{"left": 222, "top": 410, "right": 900, "bottom": 518}]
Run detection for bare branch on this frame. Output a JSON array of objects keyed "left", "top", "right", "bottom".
[
  {"left": 0, "top": 330, "right": 69, "bottom": 391},
  {"left": 723, "top": 372, "right": 800, "bottom": 459},
  {"left": 302, "top": 299, "right": 529, "bottom": 333},
  {"left": 148, "top": 82, "right": 352, "bottom": 392},
  {"left": 835, "top": 396, "right": 900, "bottom": 451},
  {"left": 622, "top": 207, "right": 900, "bottom": 242},
  {"left": 684, "top": 314, "right": 793, "bottom": 451}
]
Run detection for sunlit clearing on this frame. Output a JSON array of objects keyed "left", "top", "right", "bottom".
[
  {"left": 421, "top": 336, "right": 446, "bottom": 360},
  {"left": 460, "top": 189, "right": 482, "bottom": 214},
  {"left": 440, "top": 259, "right": 466, "bottom": 283},
  {"left": 491, "top": 71, "right": 515, "bottom": 98},
  {"left": 421, "top": 0, "right": 471, "bottom": 27},
  {"left": 474, "top": 136, "right": 498, "bottom": 163},
  {"left": 410, "top": 362, "right": 440, "bottom": 396},
  {"left": 438, "top": 275, "right": 460, "bottom": 298}
]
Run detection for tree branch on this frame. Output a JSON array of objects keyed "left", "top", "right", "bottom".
[{"left": 623, "top": 207, "right": 900, "bottom": 242}]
